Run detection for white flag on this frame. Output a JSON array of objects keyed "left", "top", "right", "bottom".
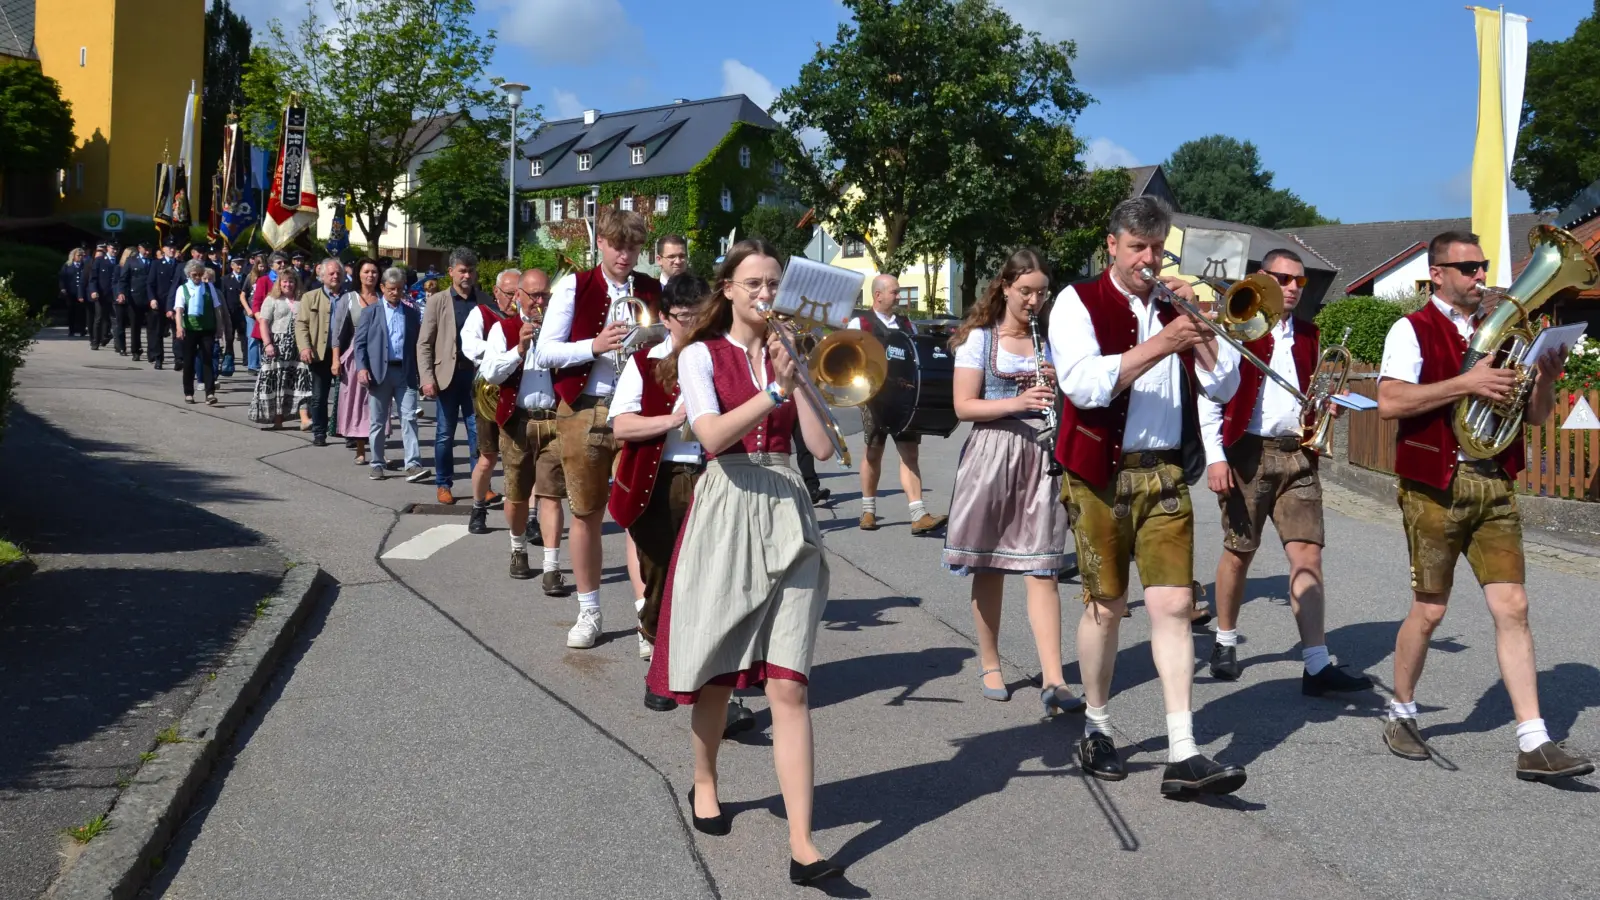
[{"left": 1497, "top": 12, "right": 1528, "bottom": 288}]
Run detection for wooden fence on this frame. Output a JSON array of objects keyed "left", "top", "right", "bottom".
[{"left": 1344, "top": 367, "right": 1600, "bottom": 500}]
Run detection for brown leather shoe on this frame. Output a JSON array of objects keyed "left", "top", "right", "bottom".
[
  {"left": 542, "top": 570, "right": 572, "bottom": 597},
  {"left": 910, "top": 513, "right": 948, "bottom": 536},
  {"left": 508, "top": 549, "right": 532, "bottom": 580},
  {"left": 1383, "top": 717, "right": 1430, "bottom": 761},
  {"left": 1516, "top": 741, "right": 1595, "bottom": 781},
  {"left": 436, "top": 486, "right": 455, "bottom": 505},
  {"left": 859, "top": 511, "right": 880, "bottom": 531}
]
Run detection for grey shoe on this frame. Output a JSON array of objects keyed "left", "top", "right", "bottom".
[
  {"left": 369, "top": 466, "right": 387, "bottom": 481},
  {"left": 404, "top": 465, "right": 431, "bottom": 483},
  {"left": 979, "top": 667, "right": 1009, "bottom": 701},
  {"left": 1383, "top": 716, "right": 1431, "bottom": 761},
  {"left": 542, "top": 570, "right": 571, "bottom": 597},
  {"left": 1041, "top": 684, "right": 1086, "bottom": 717}
]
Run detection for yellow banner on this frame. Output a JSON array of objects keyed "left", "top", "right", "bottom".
[{"left": 1471, "top": 7, "right": 1507, "bottom": 286}]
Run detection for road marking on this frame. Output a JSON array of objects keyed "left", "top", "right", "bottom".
[{"left": 381, "top": 524, "right": 470, "bottom": 560}]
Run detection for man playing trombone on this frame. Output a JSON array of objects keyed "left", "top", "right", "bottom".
[
  {"left": 1049, "top": 197, "right": 1246, "bottom": 797},
  {"left": 1197, "top": 248, "right": 1372, "bottom": 695}
]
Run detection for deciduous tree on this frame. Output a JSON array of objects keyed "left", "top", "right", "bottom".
[
  {"left": 1513, "top": 1, "right": 1600, "bottom": 211},
  {"left": 201, "top": 0, "right": 251, "bottom": 220},
  {"left": 0, "top": 64, "right": 75, "bottom": 208},
  {"left": 400, "top": 111, "right": 534, "bottom": 261},
  {"left": 1163, "top": 135, "right": 1332, "bottom": 229}
]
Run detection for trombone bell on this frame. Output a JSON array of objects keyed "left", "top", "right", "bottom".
[
  {"left": 1200, "top": 272, "right": 1284, "bottom": 343},
  {"left": 807, "top": 330, "right": 888, "bottom": 408}
]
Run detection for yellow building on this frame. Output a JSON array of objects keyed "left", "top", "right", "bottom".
[{"left": 32, "top": 0, "right": 204, "bottom": 216}]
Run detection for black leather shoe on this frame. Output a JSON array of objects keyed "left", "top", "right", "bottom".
[
  {"left": 809, "top": 486, "right": 831, "bottom": 505},
  {"left": 644, "top": 690, "right": 678, "bottom": 712},
  {"left": 687, "top": 787, "right": 730, "bottom": 836},
  {"left": 723, "top": 699, "right": 756, "bottom": 738},
  {"left": 526, "top": 516, "right": 542, "bottom": 546},
  {"left": 1302, "top": 663, "right": 1373, "bottom": 696},
  {"left": 1209, "top": 643, "right": 1240, "bottom": 680},
  {"left": 508, "top": 550, "right": 532, "bottom": 580},
  {"left": 1077, "top": 732, "right": 1126, "bottom": 781},
  {"left": 1160, "top": 754, "right": 1247, "bottom": 798},
  {"left": 467, "top": 505, "right": 489, "bottom": 534},
  {"left": 312, "top": 435, "right": 327, "bottom": 447},
  {"left": 789, "top": 857, "right": 844, "bottom": 886},
  {"left": 153, "top": 361, "right": 163, "bottom": 370}
]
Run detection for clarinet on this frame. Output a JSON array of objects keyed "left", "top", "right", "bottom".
[{"left": 1027, "top": 312, "right": 1064, "bottom": 477}]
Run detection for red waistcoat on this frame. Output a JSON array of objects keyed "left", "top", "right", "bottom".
[
  {"left": 1053, "top": 270, "right": 1196, "bottom": 490},
  {"left": 608, "top": 351, "right": 680, "bottom": 529},
  {"left": 1219, "top": 320, "right": 1320, "bottom": 448},
  {"left": 550, "top": 268, "right": 662, "bottom": 406},
  {"left": 493, "top": 316, "right": 525, "bottom": 427},
  {"left": 705, "top": 336, "right": 796, "bottom": 458},
  {"left": 1393, "top": 302, "right": 1524, "bottom": 490}
]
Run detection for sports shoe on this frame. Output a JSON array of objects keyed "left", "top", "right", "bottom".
[
  {"left": 485, "top": 490, "right": 504, "bottom": 509},
  {"left": 1160, "top": 754, "right": 1247, "bottom": 798},
  {"left": 638, "top": 633, "right": 653, "bottom": 660},
  {"left": 1383, "top": 716, "right": 1430, "bottom": 761},
  {"left": 567, "top": 608, "right": 602, "bottom": 649},
  {"left": 508, "top": 549, "right": 532, "bottom": 580},
  {"left": 467, "top": 505, "right": 489, "bottom": 534},
  {"left": 910, "top": 513, "right": 948, "bottom": 536},
  {"left": 1516, "top": 741, "right": 1594, "bottom": 782},
  {"left": 542, "top": 570, "right": 571, "bottom": 597},
  {"left": 368, "top": 466, "right": 387, "bottom": 481},
  {"left": 859, "top": 511, "right": 880, "bottom": 531},
  {"left": 403, "top": 465, "right": 430, "bottom": 482}
]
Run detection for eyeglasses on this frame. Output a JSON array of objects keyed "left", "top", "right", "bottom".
[
  {"left": 730, "top": 278, "right": 781, "bottom": 296},
  {"left": 1436, "top": 260, "right": 1490, "bottom": 276},
  {"left": 518, "top": 289, "right": 552, "bottom": 302},
  {"left": 666, "top": 309, "right": 699, "bottom": 323},
  {"left": 1263, "top": 271, "right": 1308, "bottom": 288}
]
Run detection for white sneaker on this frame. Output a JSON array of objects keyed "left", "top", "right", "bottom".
[
  {"left": 638, "top": 632, "right": 653, "bottom": 660},
  {"left": 567, "top": 608, "right": 602, "bottom": 649}
]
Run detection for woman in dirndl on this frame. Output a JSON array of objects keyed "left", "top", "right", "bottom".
[
  {"left": 645, "top": 239, "right": 843, "bottom": 887},
  {"left": 248, "top": 269, "right": 313, "bottom": 428},
  {"left": 333, "top": 258, "right": 380, "bottom": 464},
  {"left": 942, "top": 248, "right": 1082, "bottom": 718}
]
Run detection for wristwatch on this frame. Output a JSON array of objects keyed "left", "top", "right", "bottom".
[{"left": 764, "top": 380, "right": 789, "bottom": 406}]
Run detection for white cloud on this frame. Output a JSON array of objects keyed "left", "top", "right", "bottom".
[
  {"left": 487, "top": 0, "right": 642, "bottom": 65},
  {"left": 995, "top": 0, "right": 1300, "bottom": 87},
  {"left": 551, "top": 89, "right": 586, "bottom": 120},
  {"left": 1085, "top": 137, "right": 1139, "bottom": 171},
  {"left": 721, "top": 59, "right": 779, "bottom": 110}
]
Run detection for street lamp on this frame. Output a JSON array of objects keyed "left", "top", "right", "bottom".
[
  {"left": 586, "top": 183, "right": 600, "bottom": 267},
  {"left": 498, "top": 81, "right": 529, "bottom": 261}
]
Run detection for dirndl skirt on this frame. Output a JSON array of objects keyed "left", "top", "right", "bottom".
[
  {"left": 645, "top": 453, "right": 830, "bottom": 704},
  {"left": 335, "top": 345, "right": 371, "bottom": 439},
  {"left": 942, "top": 417, "right": 1068, "bottom": 576},
  {"left": 247, "top": 328, "right": 313, "bottom": 424}
]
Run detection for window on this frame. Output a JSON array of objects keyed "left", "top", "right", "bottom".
[
  {"left": 530, "top": 158, "right": 543, "bottom": 177},
  {"left": 630, "top": 146, "right": 645, "bottom": 165},
  {"left": 738, "top": 145, "right": 751, "bottom": 168},
  {"left": 79, "top": 47, "right": 86, "bottom": 66},
  {"left": 842, "top": 238, "right": 865, "bottom": 259},
  {"left": 1416, "top": 279, "right": 1433, "bottom": 295},
  {"left": 550, "top": 199, "right": 563, "bottom": 221},
  {"left": 577, "top": 152, "right": 592, "bottom": 172},
  {"left": 583, "top": 195, "right": 596, "bottom": 218},
  {"left": 655, "top": 194, "right": 670, "bottom": 213},
  {"left": 520, "top": 201, "right": 532, "bottom": 223},
  {"left": 897, "top": 287, "right": 919, "bottom": 306},
  {"left": 720, "top": 186, "right": 733, "bottom": 212},
  {"left": 619, "top": 196, "right": 633, "bottom": 212},
  {"left": 756, "top": 192, "right": 769, "bottom": 206},
  {"left": 770, "top": 160, "right": 784, "bottom": 177}
]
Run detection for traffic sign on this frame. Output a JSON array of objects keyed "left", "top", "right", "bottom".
[{"left": 102, "top": 209, "right": 125, "bottom": 232}]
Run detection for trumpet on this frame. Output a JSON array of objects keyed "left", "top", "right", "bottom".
[
  {"left": 1301, "top": 326, "right": 1353, "bottom": 456},
  {"left": 1026, "top": 311, "right": 1063, "bottom": 476},
  {"left": 606, "top": 291, "right": 666, "bottom": 370},
  {"left": 755, "top": 299, "right": 887, "bottom": 468}
]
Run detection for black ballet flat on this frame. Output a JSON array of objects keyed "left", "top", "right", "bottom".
[
  {"left": 789, "top": 857, "right": 844, "bottom": 886},
  {"left": 686, "top": 787, "right": 729, "bottom": 836}
]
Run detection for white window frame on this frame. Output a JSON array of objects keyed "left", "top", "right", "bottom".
[
  {"left": 630, "top": 146, "right": 645, "bottom": 165},
  {"left": 756, "top": 192, "right": 769, "bottom": 206},
  {"left": 550, "top": 199, "right": 563, "bottom": 221},
  {"left": 655, "top": 194, "right": 670, "bottom": 213},
  {"left": 530, "top": 158, "right": 543, "bottom": 177},
  {"left": 583, "top": 195, "right": 596, "bottom": 218},
  {"left": 718, "top": 237, "right": 730, "bottom": 256},
  {"left": 720, "top": 186, "right": 733, "bottom": 212},
  {"left": 619, "top": 196, "right": 634, "bottom": 212},
  {"left": 576, "top": 152, "right": 592, "bottom": 172},
  {"left": 770, "top": 160, "right": 783, "bottom": 177},
  {"left": 738, "top": 145, "right": 751, "bottom": 168}
]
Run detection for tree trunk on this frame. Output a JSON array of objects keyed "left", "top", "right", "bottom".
[
  {"left": 923, "top": 256, "right": 942, "bottom": 316},
  {"left": 961, "top": 245, "right": 979, "bottom": 316}
]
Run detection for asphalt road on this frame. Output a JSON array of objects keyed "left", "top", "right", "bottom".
[{"left": 13, "top": 330, "right": 1599, "bottom": 900}]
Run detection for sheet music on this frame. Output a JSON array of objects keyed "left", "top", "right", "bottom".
[
  {"left": 1523, "top": 322, "right": 1588, "bottom": 368},
  {"left": 1330, "top": 392, "right": 1378, "bottom": 411},
  {"left": 774, "top": 257, "right": 866, "bottom": 328}
]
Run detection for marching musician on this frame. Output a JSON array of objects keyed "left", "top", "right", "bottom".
[
  {"left": 1196, "top": 248, "right": 1373, "bottom": 695},
  {"left": 479, "top": 268, "right": 571, "bottom": 597},
  {"left": 644, "top": 240, "right": 842, "bottom": 886},
  {"left": 1048, "top": 196, "right": 1247, "bottom": 797},
  {"left": 942, "top": 248, "right": 1084, "bottom": 717},
  {"left": 1375, "top": 230, "right": 1591, "bottom": 780},
  {"left": 461, "top": 269, "right": 520, "bottom": 537},
  {"left": 847, "top": 275, "right": 947, "bottom": 535},
  {"left": 534, "top": 207, "right": 661, "bottom": 650}
]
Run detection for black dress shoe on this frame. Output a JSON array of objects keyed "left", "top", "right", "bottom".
[
  {"left": 809, "top": 486, "right": 831, "bottom": 505},
  {"left": 1160, "top": 754, "right": 1247, "bottom": 798},
  {"left": 1302, "top": 663, "right": 1373, "bottom": 696},
  {"left": 1077, "top": 732, "right": 1126, "bottom": 781},
  {"left": 644, "top": 690, "right": 678, "bottom": 712},
  {"left": 467, "top": 505, "right": 489, "bottom": 534},
  {"left": 1209, "top": 643, "right": 1240, "bottom": 680},
  {"left": 153, "top": 361, "right": 163, "bottom": 370},
  {"left": 686, "top": 787, "right": 730, "bottom": 836},
  {"left": 789, "top": 857, "right": 844, "bottom": 886},
  {"left": 723, "top": 699, "right": 756, "bottom": 738},
  {"left": 312, "top": 435, "right": 327, "bottom": 447}
]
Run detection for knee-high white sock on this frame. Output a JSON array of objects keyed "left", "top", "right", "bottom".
[
  {"left": 1167, "top": 711, "right": 1198, "bottom": 762},
  {"left": 1302, "top": 644, "right": 1330, "bottom": 675},
  {"left": 1084, "top": 704, "right": 1111, "bottom": 739},
  {"left": 542, "top": 547, "right": 559, "bottom": 573},
  {"left": 1516, "top": 718, "right": 1551, "bottom": 753}
]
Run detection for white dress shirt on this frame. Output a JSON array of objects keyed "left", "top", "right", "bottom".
[
  {"left": 1048, "top": 272, "right": 1239, "bottom": 452},
  {"left": 847, "top": 310, "right": 916, "bottom": 334},
  {"left": 460, "top": 305, "right": 497, "bottom": 366},
  {"left": 1198, "top": 316, "right": 1304, "bottom": 464},
  {"left": 609, "top": 336, "right": 703, "bottom": 464},
  {"left": 1380, "top": 294, "right": 1478, "bottom": 461},
  {"left": 480, "top": 317, "right": 556, "bottom": 412},
  {"left": 533, "top": 271, "right": 640, "bottom": 397}
]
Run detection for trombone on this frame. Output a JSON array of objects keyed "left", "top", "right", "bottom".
[{"left": 755, "top": 298, "right": 887, "bottom": 468}]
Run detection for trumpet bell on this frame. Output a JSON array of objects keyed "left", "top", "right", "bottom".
[{"left": 807, "top": 329, "right": 888, "bottom": 408}]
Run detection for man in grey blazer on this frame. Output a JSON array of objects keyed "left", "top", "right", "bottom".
[
  {"left": 356, "top": 266, "right": 424, "bottom": 480},
  {"left": 417, "top": 246, "right": 492, "bottom": 504}
]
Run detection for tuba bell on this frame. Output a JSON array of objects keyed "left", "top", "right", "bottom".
[{"left": 1452, "top": 225, "right": 1600, "bottom": 458}]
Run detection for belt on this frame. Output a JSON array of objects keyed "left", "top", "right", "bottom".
[
  {"left": 1248, "top": 433, "right": 1306, "bottom": 453},
  {"left": 1457, "top": 458, "right": 1503, "bottom": 476},
  {"left": 516, "top": 408, "right": 556, "bottom": 421},
  {"left": 665, "top": 461, "right": 704, "bottom": 475},
  {"left": 1120, "top": 450, "right": 1181, "bottom": 469}
]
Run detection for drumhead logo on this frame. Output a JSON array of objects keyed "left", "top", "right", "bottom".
[{"left": 886, "top": 346, "right": 907, "bottom": 361}]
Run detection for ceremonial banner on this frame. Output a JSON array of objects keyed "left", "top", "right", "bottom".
[
  {"left": 262, "top": 101, "right": 319, "bottom": 250},
  {"left": 215, "top": 118, "right": 256, "bottom": 246},
  {"left": 325, "top": 196, "right": 351, "bottom": 256},
  {"left": 178, "top": 81, "right": 200, "bottom": 227},
  {"left": 1470, "top": 7, "right": 1529, "bottom": 289}
]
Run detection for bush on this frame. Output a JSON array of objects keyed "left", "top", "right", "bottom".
[
  {"left": 1554, "top": 334, "right": 1600, "bottom": 395},
  {"left": 1314, "top": 295, "right": 1408, "bottom": 365},
  {"left": 0, "top": 276, "right": 43, "bottom": 443},
  {"left": 0, "top": 242, "right": 65, "bottom": 316}
]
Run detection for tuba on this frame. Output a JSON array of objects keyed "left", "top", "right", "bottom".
[
  {"left": 474, "top": 302, "right": 543, "bottom": 422},
  {"left": 1301, "top": 326, "right": 1353, "bottom": 456},
  {"left": 1452, "top": 225, "right": 1600, "bottom": 459}
]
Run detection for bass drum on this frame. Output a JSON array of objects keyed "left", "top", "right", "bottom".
[{"left": 874, "top": 330, "right": 958, "bottom": 438}]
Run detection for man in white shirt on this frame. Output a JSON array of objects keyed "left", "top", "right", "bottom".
[
  {"left": 1197, "top": 249, "right": 1372, "bottom": 696},
  {"left": 480, "top": 268, "right": 570, "bottom": 597},
  {"left": 848, "top": 275, "right": 947, "bottom": 535},
  {"left": 463, "top": 269, "right": 520, "bottom": 536},
  {"left": 1049, "top": 196, "right": 1246, "bottom": 797},
  {"left": 534, "top": 207, "right": 662, "bottom": 649}
]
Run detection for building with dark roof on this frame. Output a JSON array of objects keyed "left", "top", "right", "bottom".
[
  {"left": 0, "top": 0, "right": 35, "bottom": 60},
  {"left": 1288, "top": 212, "right": 1553, "bottom": 300},
  {"left": 516, "top": 95, "right": 783, "bottom": 274}
]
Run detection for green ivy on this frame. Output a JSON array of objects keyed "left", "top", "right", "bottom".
[{"left": 1314, "top": 296, "right": 1408, "bottom": 366}]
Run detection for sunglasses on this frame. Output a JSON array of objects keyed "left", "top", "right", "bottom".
[
  {"left": 1263, "top": 271, "right": 1308, "bottom": 288},
  {"left": 1435, "top": 260, "right": 1490, "bottom": 276},
  {"left": 518, "top": 289, "right": 552, "bottom": 302}
]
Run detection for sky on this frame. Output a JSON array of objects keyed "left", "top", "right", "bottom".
[{"left": 227, "top": 0, "right": 1592, "bottom": 225}]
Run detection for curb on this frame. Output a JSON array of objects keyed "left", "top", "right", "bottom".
[{"left": 51, "top": 564, "right": 331, "bottom": 900}]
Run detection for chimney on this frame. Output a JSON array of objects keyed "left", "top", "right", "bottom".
[
  {"left": 583, "top": 109, "right": 599, "bottom": 125},
  {"left": 673, "top": 98, "right": 687, "bottom": 104}
]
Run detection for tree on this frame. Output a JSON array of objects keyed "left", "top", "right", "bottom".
[
  {"left": 1513, "top": 1, "right": 1600, "bottom": 211},
  {"left": 739, "top": 202, "right": 813, "bottom": 263},
  {"left": 201, "top": 0, "right": 252, "bottom": 220},
  {"left": 400, "top": 111, "right": 533, "bottom": 261},
  {"left": 240, "top": 0, "right": 496, "bottom": 257},
  {"left": 1163, "top": 135, "right": 1333, "bottom": 229},
  {"left": 0, "top": 64, "right": 75, "bottom": 216}
]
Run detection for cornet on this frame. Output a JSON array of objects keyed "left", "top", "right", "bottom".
[{"left": 606, "top": 282, "right": 666, "bottom": 370}]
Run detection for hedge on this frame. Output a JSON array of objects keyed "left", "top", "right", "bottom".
[
  {"left": 1313, "top": 296, "right": 1411, "bottom": 365},
  {"left": 0, "top": 242, "right": 66, "bottom": 316},
  {"left": 0, "top": 276, "right": 43, "bottom": 444}
]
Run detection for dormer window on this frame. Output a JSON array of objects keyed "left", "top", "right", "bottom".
[
  {"left": 577, "top": 153, "right": 592, "bottom": 172},
  {"left": 720, "top": 186, "right": 733, "bottom": 212},
  {"left": 530, "top": 158, "right": 544, "bottom": 177},
  {"left": 630, "top": 146, "right": 645, "bottom": 165},
  {"left": 738, "top": 146, "right": 751, "bottom": 168}
]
